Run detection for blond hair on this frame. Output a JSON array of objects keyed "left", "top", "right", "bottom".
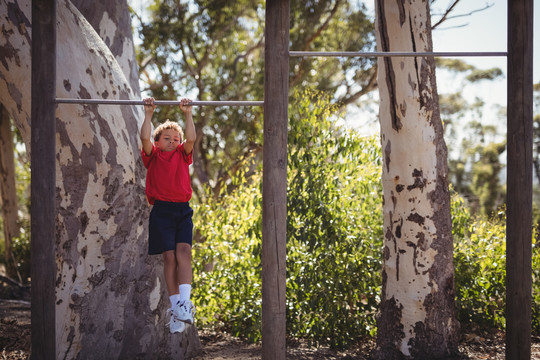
[{"left": 153, "top": 120, "right": 184, "bottom": 142}]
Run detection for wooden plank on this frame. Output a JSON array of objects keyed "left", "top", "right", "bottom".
[
  {"left": 506, "top": 0, "right": 533, "bottom": 359},
  {"left": 31, "top": 0, "right": 57, "bottom": 358},
  {"left": 262, "top": 0, "right": 289, "bottom": 359}
]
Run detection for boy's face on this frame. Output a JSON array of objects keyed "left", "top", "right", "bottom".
[{"left": 156, "top": 129, "right": 181, "bottom": 152}]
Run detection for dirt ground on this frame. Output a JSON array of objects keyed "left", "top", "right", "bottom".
[{"left": 1, "top": 276, "right": 539, "bottom": 359}]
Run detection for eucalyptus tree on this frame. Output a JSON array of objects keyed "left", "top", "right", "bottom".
[
  {"left": 0, "top": 0, "right": 200, "bottom": 357},
  {"left": 373, "top": 1, "right": 459, "bottom": 358}
]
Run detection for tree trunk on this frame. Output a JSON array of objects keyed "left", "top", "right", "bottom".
[
  {"left": 0, "top": 105, "right": 21, "bottom": 282},
  {"left": 373, "top": 1, "right": 459, "bottom": 358},
  {"left": 0, "top": 0, "right": 201, "bottom": 358},
  {"left": 70, "top": 0, "right": 141, "bottom": 95}
]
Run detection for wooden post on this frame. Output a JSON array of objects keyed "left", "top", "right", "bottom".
[
  {"left": 506, "top": 0, "right": 533, "bottom": 359},
  {"left": 31, "top": 0, "right": 56, "bottom": 358},
  {"left": 262, "top": 0, "right": 289, "bottom": 359}
]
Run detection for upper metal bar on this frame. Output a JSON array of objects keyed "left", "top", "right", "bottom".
[
  {"left": 55, "top": 98, "right": 264, "bottom": 107},
  {"left": 289, "top": 51, "right": 508, "bottom": 57}
]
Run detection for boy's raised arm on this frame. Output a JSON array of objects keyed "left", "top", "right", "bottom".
[
  {"left": 141, "top": 98, "right": 156, "bottom": 156},
  {"left": 179, "top": 98, "right": 196, "bottom": 155}
]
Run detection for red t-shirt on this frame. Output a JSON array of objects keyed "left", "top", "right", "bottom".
[{"left": 141, "top": 143, "right": 193, "bottom": 204}]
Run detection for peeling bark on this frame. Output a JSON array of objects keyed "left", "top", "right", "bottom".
[
  {"left": 70, "top": 0, "right": 140, "bottom": 95},
  {"left": 0, "top": 0, "right": 201, "bottom": 358},
  {"left": 376, "top": 1, "right": 401, "bottom": 132},
  {"left": 373, "top": 1, "right": 459, "bottom": 358}
]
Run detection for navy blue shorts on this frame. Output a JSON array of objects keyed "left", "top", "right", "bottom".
[{"left": 148, "top": 200, "right": 193, "bottom": 255}]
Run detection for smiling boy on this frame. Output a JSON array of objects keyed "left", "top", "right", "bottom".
[{"left": 140, "top": 97, "right": 196, "bottom": 334}]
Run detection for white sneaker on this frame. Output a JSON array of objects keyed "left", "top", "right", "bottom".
[
  {"left": 171, "top": 300, "right": 195, "bottom": 324},
  {"left": 167, "top": 312, "right": 186, "bottom": 333}
]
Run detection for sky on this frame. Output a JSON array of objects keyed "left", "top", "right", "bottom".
[
  {"left": 349, "top": 0, "right": 539, "bottom": 134},
  {"left": 429, "top": 0, "right": 539, "bottom": 106},
  {"left": 361, "top": 0, "right": 538, "bottom": 80}
]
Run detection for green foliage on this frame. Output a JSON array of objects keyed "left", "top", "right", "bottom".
[
  {"left": 453, "top": 201, "right": 540, "bottom": 335},
  {"left": 465, "top": 68, "right": 504, "bottom": 83},
  {"left": 453, "top": 206, "right": 506, "bottom": 329},
  {"left": 135, "top": 0, "right": 267, "bottom": 201},
  {"left": 0, "top": 124, "right": 31, "bottom": 283},
  {"left": 435, "top": 59, "right": 504, "bottom": 83},
  {"left": 533, "top": 238, "right": 540, "bottom": 333},
  {"left": 192, "top": 90, "right": 540, "bottom": 347},
  {"left": 288, "top": 1, "right": 376, "bottom": 96},
  {"left": 132, "top": 0, "right": 376, "bottom": 199},
  {"left": 192, "top": 90, "right": 384, "bottom": 346},
  {"left": 192, "top": 165, "right": 263, "bottom": 341},
  {"left": 468, "top": 140, "right": 506, "bottom": 215},
  {"left": 437, "top": 57, "right": 508, "bottom": 217},
  {"left": 286, "top": 90, "right": 383, "bottom": 348},
  {"left": 13, "top": 139, "right": 31, "bottom": 283},
  {"left": 10, "top": 231, "right": 30, "bottom": 283},
  {"left": 445, "top": 111, "right": 506, "bottom": 216},
  {"left": 435, "top": 58, "right": 475, "bottom": 72},
  {"left": 439, "top": 93, "right": 468, "bottom": 115}
]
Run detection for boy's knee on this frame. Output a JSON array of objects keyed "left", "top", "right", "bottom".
[
  {"left": 163, "top": 250, "right": 176, "bottom": 264},
  {"left": 176, "top": 243, "right": 192, "bottom": 259}
]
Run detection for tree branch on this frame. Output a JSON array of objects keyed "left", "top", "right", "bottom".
[
  {"left": 291, "top": 0, "right": 343, "bottom": 87},
  {"left": 338, "top": 66, "right": 378, "bottom": 108},
  {"left": 219, "top": 37, "right": 264, "bottom": 94},
  {"left": 431, "top": 1, "right": 494, "bottom": 30}
]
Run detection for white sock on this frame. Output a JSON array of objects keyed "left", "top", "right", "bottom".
[
  {"left": 169, "top": 294, "right": 180, "bottom": 307},
  {"left": 178, "top": 284, "right": 191, "bottom": 303}
]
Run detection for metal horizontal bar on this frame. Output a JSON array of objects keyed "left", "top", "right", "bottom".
[
  {"left": 55, "top": 98, "right": 264, "bottom": 107},
  {"left": 289, "top": 51, "right": 508, "bottom": 58}
]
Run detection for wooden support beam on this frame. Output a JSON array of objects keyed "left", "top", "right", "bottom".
[
  {"left": 31, "top": 0, "right": 56, "bottom": 358},
  {"left": 262, "top": 0, "right": 289, "bottom": 359},
  {"left": 506, "top": 0, "right": 533, "bottom": 358}
]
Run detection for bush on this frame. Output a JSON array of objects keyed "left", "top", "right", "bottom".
[
  {"left": 453, "top": 205, "right": 506, "bottom": 329},
  {"left": 192, "top": 89, "right": 540, "bottom": 348},
  {"left": 285, "top": 90, "right": 383, "bottom": 348},
  {"left": 192, "top": 90, "right": 384, "bottom": 346},
  {"left": 192, "top": 166, "right": 263, "bottom": 341},
  {"left": 0, "top": 140, "right": 31, "bottom": 283},
  {"left": 533, "top": 232, "right": 540, "bottom": 333},
  {"left": 453, "top": 201, "right": 540, "bottom": 335}
]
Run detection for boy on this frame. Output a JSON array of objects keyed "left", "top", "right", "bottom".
[{"left": 140, "top": 97, "right": 196, "bottom": 334}]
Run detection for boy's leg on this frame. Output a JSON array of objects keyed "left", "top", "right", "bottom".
[
  {"left": 164, "top": 249, "right": 186, "bottom": 333},
  {"left": 174, "top": 204, "right": 193, "bottom": 288},
  {"left": 175, "top": 243, "right": 192, "bottom": 285},
  {"left": 163, "top": 250, "right": 179, "bottom": 299},
  {"left": 150, "top": 203, "right": 181, "bottom": 307},
  {"left": 172, "top": 243, "right": 195, "bottom": 324}
]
